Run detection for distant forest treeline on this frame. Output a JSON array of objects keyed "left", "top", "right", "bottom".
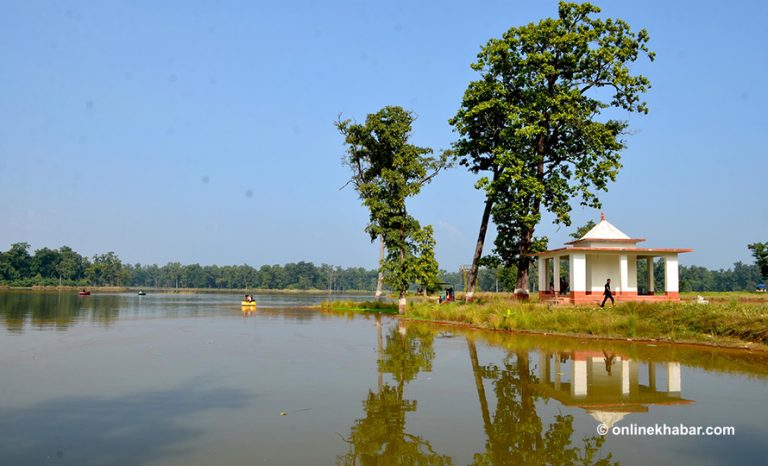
[{"left": 0, "top": 242, "right": 763, "bottom": 292}]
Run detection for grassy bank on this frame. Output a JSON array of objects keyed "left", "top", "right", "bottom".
[
  {"left": 318, "top": 300, "right": 399, "bottom": 314},
  {"left": 321, "top": 295, "right": 768, "bottom": 350}
]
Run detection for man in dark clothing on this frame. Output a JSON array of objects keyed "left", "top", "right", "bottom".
[{"left": 600, "top": 278, "right": 614, "bottom": 307}]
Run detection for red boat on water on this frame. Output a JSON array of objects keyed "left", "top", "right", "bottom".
[{"left": 79, "top": 290, "right": 91, "bottom": 296}]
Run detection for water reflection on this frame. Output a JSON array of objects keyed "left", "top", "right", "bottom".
[
  {"left": 339, "top": 319, "right": 619, "bottom": 465},
  {"left": 466, "top": 339, "right": 616, "bottom": 465},
  {"left": 0, "top": 381, "right": 254, "bottom": 465},
  {"left": 535, "top": 351, "right": 692, "bottom": 429},
  {"left": 338, "top": 318, "right": 452, "bottom": 465},
  {"left": 2, "top": 292, "right": 767, "bottom": 464},
  {"left": 337, "top": 318, "right": 768, "bottom": 465},
  {"left": 0, "top": 291, "right": 121, "bottom": 332},
  {"left": 0, "top": 291, "right": 374, "bottom": 332}
]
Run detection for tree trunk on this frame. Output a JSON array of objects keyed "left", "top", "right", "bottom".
[
  {"left": 467, "top": 339, "right": 493, "bottom": 437},
  {"left": 376, "top": 314, "right": 383, "bottom": 393},
  {"left": 512, "top": 138, "right": 545, "bottom": 297},
  {"left": 466, "top": 191, "right": 495, "bottom": 302},
  {"left": 398, "top": 229, "right": 407, "bottom": 314},
  {"left": 515, "top": 228, "right": 532, "bottom": 295},
  {"left": 375, "top": 236, "right": 384, "bottom": 299}
]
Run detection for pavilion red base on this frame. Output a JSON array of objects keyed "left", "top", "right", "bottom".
[{"left": 539, "top": 291, "right": 680, "bottom": 304}]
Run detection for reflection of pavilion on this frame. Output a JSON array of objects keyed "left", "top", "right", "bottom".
[{"left": 536, "top": 351, "right": 693, "bottom": 427}]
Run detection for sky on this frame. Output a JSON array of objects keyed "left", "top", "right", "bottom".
[{"left": 1, "top": 0, "right": 766, "bottom": 271}]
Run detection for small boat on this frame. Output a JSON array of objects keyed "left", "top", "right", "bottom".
[
  {"left": 241, "top": 301, "right": 257, "bottom": 307},
  {"left": 79, "top": 291, "right": 91, "bottom": 296},
  {"left": 138, "top": 291, "right": 146, "bottom": 296}
]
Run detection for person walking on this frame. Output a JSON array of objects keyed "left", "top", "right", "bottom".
[{"left": 600, "top": 278, "right": 614, "bottom": 308}]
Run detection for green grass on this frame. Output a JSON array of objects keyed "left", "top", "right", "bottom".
[
  {"left": 401, "top": 296, "right": 768, "bottom": 349},
  {"left": 318, "top": 300, "right": 399, "bottom": 314},
  {"left": 680, "top": 291, "right": 768, "bottom": 302}
]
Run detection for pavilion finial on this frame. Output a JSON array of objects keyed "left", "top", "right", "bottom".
[{"left": 601, "top": 212, "right": 605, "bottom": 221}]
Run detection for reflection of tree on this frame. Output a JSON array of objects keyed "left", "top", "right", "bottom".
[
  {"left": 338, "top": 319, "right": 452, "bottom": 466},
  {"left": 467, "top": 339, "right": 616, "bottom": 466},
  {"left": 379, "top": 323, "right": 435, "bottom": 395},
  {"left": 0, "top": 292, "right": 121, "bottom": 332}
]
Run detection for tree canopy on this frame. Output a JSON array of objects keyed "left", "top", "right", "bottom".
[
  {"left": 450, "top": 1, "right": 654, "bottom": 296},
  {"left": 338, "top": 106, "right": 447, "bottom": 311},
  {"left": 747, "top": 242, "right": 768, "bottom": 284}
]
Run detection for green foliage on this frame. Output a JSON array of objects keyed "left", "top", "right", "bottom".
[
  {"left": 338, "top": 106, "right": 447, "bottom": 299},
  {"left": 450, "top": 2, "right": 654, "bottom": 289},
  {"left": 748, "top": 242, "right": 768, "bottom": 283},
  {"left": 0, "top": 243, "right": 384, "bottom": 290},
  {"left": 85, "top": 252, "right": 124, "bottom": 286},
  {"left": 1, "top": 241, "right": 763, "bottom": 293},
  {"left": 467, "top": 345, "right": 616, "bottom": 466},
  {"left": 1, "top": 242, "right": 32, "bottom": 280},
  {"left": 319, "top": 301, "right": 398, "bottom": 313},
  {"left": 678, "top": 261, "right": 763, "bottom": 292},
  {"left": 477, "top": 256, "right": 519, "bottom": 292},
  {"left": 570, "top": 220, "right": 597, "bottom": 240},
  {"left": 337, "top": 325, "right": 449, "bottom": 465},
  {"left": 412, "top": 225, "right": 441, "bottom": 293},
  {"left": 56, "top": 246, "right": 87, "bottom": 280}
]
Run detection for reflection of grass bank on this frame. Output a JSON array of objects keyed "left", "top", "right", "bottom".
[
  {"left": 402, "top": 297, "right": 768, "bottom": 350},
  {"left": 401, "top": 320, "right": 768, "bottom": 378}
]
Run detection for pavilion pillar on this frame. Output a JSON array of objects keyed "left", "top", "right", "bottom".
[
  {"left": 619, "top": 255, "right": 629, "bottom": 294},
  {"left": 569, "top": 253, "right": 586, "bottom": 302},
  {"left": 553, "top": 256, "right": 561, "bottom": 294},
  {"left": 667, "top": 362, "right": 681, "bottom": 394},
  {"left": 538, "top": 256, "right": 547, "bottom": 293},
  {"left": 572, "top": 358, "right": 588, "bottom": 397},
  {"left": 647, "top": 257, "right": 655, "bottom": 294},
  {"left": 664, "top": 255, "right": 680, "bottom": 298},
  {"left": 621, "top": 359, "right": 630, "bottom": 396},
  {"left": 539, "top": 352, "right": 550, "bottom": 382}
]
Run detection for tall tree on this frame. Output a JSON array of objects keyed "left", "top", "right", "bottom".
[
  {"left": 451, "top": 1, "right": 653, "bottom": 298},
  {"left": 570, "top": 220, "right": 597, "bottom": 240},
  {"left": 86, "top": 252, "right": 124, "bottom": 286},
  {"left": 412, "top": 225, "right": 441, "bottom": 295},
  {"left": 748, "top": 243, "right": 768, "bottom": 284},
  {"left": 31, "top": 247, "right": 61, "bottom": 279},
  {"left": 338, "top": 106, "right": 446, "bottom": 312},
  {"left": 56, "top": 246, "right": 87, "bottom": 282},
  {"left": 3, "top": 242, "right": 32, "bottom": 280}
]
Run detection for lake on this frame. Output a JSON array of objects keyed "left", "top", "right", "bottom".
[{"left": 1, "top": 291, "right": 766, "bottom": 465}]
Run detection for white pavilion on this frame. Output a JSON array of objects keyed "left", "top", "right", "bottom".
[{"left": 534, "top": 214, "right": 692, "bottom": 304}]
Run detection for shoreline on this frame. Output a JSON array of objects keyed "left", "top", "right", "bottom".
[
  {"left": 319, "top": 298, "right": 768, "bottom": 353},
  {"left": 0, "top": 285, "right": 373, "bottom": 295},
  {"left": 399, "top": 315, "right": 768, "bottom": 353}
]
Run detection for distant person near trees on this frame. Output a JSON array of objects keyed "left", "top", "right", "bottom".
[{"left": 600, "top": 279, "right": 614, "bottom": 308}]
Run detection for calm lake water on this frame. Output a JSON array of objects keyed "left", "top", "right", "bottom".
[{"left": 1, "top": 291, "right": 767, "bottom": 465}]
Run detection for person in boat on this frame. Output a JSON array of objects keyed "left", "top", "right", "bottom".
[{"left": 244, "top": 294, "right": 254, "bottom": 303}]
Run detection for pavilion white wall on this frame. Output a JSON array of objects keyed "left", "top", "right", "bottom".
[{"left": 585, "top": 254, "right": 638, "bottom": 293}]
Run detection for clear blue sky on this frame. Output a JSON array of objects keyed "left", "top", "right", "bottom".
[{"left": 1, "top": 0, "right": 766, "bottom": 271}]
